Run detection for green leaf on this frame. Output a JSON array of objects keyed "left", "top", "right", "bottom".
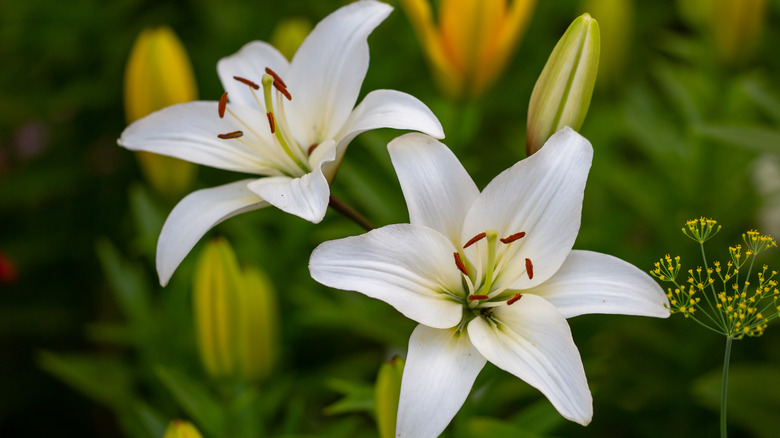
[
  {"left": 128, "top": 183, "right": 166, "bottom": 260},
  {"left": 693, "top": 363, "right": 780, "bottom": 438},
  {"left": 694, "top": 124, "right": 780, "bottom": 154},
  {"left": 323, "top": 378, "right": 375, "bottom": 416},
  {"left": 155, "top": 366, "right": 226, "bottom": 437},
  {"left": 37, "top": 351, "right": 133, "bottom": 408},
  {"left": 127, "top": 400, "right": 169, "bottom": 438},
  {"left": 95, "top": 238, "right": 152, "bottom": 329},
  {"left": 466, "top": 417, "right": 547, "bottom": 438}
]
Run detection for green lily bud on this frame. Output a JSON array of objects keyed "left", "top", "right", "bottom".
[
  {"left": 271, "top": 17, "right": 312, "bottom": 61},
  {"left": 375, "top": 356, "right": 405, "bottom": 438},
  {"left": 124, "top": 26, "right": 198, "bottom": 198},
  {"left": 526, "top": 13, "right": 600, "bottom": 156},
  {"left": 162, "top": 420, "right": 203, "bottom": 438},
  {"left": 193, "top": 238, "right": 278, "bottom": 381}
]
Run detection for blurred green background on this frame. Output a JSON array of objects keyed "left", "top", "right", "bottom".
[{"left": 2, "top": 0, "right": 780, "bottom": 436}]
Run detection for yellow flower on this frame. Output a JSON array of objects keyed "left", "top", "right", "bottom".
[
  {"left": 709, "top": 0, "right": 767, "bottom": 65},
  {"left": 401, "top": 0, "right": 536, "bottom": 99},
  {"left": 270, "top": 17, "right": 312, "bottom": 61},
  {"left": 193, "top": 238, "right": 278, "bottom": 381},
  {"left": 124, "top": 26, "right": 198, "bottom": 198},
  {"left": 162, "top": 420, "right": 203, "bottom": 438}
]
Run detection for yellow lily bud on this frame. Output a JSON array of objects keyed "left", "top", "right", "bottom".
[
  {"left": 709, "top": 0, "right": 767, "bottom": 65},
  {"left": 162, "top": 420, "right": 204, "bottom": 438},
  {"left": 270, "top": 17, "right": 313, "bottom": 61},
  {"left": 374, "top": 356, "right": 405, "bottom": 438},
  {"left": 581, "top": 0, "right": 631, "bottom": 86},
  {"left": 124, "top": 26, "right": 198, "bottom": 198},
  {"left": 193, "top": 238, "right": 278, "bottom": 381},
  {"left": 526, "top": 14, "right": 600, "bottom": 156},
  {"left": 401, "top": 0, "right": 537, "bottom": 99}
]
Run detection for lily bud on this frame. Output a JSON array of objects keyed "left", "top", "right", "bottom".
[
  {"left": 193, "top": 238, "right": 278, "bottom": 381},
  {"left": 124, "top": 26, "right": 198, "bottom": 198},
  {"left": 270, "top": 17, "right": 312, "bottom": 61},
  {"left": 526, "top": 14, "right": 600, "bottom": 156},
  {"left": 401, "top": 0, "right": 537, "bottom": 99},
  {"left": 162, "top": 420, "right": 204, "bottom": 438},
  {"left": 375, "top": 356, "right": 405, "bottom": 438},
  {"left": 709, "top": 0, "right": 767, "bottom": 65}
]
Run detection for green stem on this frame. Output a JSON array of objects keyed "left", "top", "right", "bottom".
[
  {"left": 720, "top": 336, "right": 733, "bottom": 438},
  {"left": 328, "top": 195, "right": 375, "bottom": 231}
]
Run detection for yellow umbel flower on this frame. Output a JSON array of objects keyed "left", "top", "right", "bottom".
[
  {"left": 651, "top": 219, "right": 779, "bottom": 339},
  {"left": 124, "top": 26, "right": 198, "bottom": 198},
  {"left": 401, "top": 0, "right": 536, "bottom": 99}
]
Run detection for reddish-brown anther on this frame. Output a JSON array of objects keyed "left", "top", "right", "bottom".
[
  {"left": 454, "top": 252, "right": 468, "bottom": 276},
  {"left": 506, "top": 293, "right": 523, "bottom": 305},
  {"left": 218, "top": 92, "right": 228, "bottom": 118},
  {"left": 267, "top": 112, "right": 276, "bottom": 134},
  {"left": 217, "top": 130, "right": 244, "bottom": 139},
  {"left": 525, "top": 258, "right": 534, "bottom": 279},
  {"left": 307, "top": 143, "right": 319, "bottom": 155},
  {"left": 468, "top": 294, "right": 489, "bottom": 301},
  {"left": 500, "top": 232, "right": 526, "bottom": 244},
  {"left": 273, "top": 80, "right": 292, "bottom": 101},
  {"left": 264, "top": 67, "right": 287, "bottom": 89},
  {"left": 463, "top": 232, "right": 487, "bottom": 248},
  {"left": 233, "top": 76, "right": 260, "bottom": 90}
]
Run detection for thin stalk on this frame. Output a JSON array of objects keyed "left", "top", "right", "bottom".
[
  {"left": 328, "top": 195, "right": 375, "bottom": 231},
  {"left": 720, "top": 336, "right": 733, "bottom": 438}
]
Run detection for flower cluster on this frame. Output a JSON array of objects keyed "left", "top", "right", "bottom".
[
  {"left": 652, "top": 218, "right": 779, "bottom": 339},
  {"left": 119, "top": 1, "right": 669, "bottom": 437}
]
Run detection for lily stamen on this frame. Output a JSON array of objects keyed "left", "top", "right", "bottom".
[
  {"left": 233, "top": 76, "right": 260, "bottom": 89},
  {"left": 218, "top": 93, "right": 228, "bottom": 118},
  {"left": 500, "top": 232, "right": 526, "bottom": 244},
  {"left": 264, "top": 67, "right": 287, "bottom": 89},
  {"left": 453, "top": 252, "right": 468, "bottom": 276},
  {"left": 217, "top": 130, "right": 244, "bottom": 139},
  {"left": 468, "top": 294, "right": 489, "bottom": 301},
  {"left": 464, "top": 232, "right": 487, "bottom": 248},
  {"left": 506, "top": 293, "right": 523, "bottom": 305},
  {"left": 525, "top": 258, "right": 534, "bottom": 279}
]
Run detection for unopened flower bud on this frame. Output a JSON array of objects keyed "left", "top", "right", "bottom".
[
  {"left": 375, "top": 356, "right": 405, "bottom": 438},
  {"left": 193, "top": 238, "right": 278, "bottom": 381},
  {"left": 526, "top": 13, "right": 599, "bottom": 155},
  {"left": 162, "top": 420, "right": 203, "bottom": 438},
  {"left": 709, "top": 0, "right": 767, "bottom": 65},
  {"left": 271, "top": 17, "right": 312, "bottom": 61},
  {"left": 124, "top": 26, "right": 198, "bottom": 198}
]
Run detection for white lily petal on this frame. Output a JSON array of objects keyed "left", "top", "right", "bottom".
[
  {"left": 462, "top": 127, "right": 593, "bottom": 290},
  {"left": 468, "top": 294, "right": 592, "bottom": 425},
  {"left": 337, "top": 89, "right": 444, "bottom": 147},
  {"left": 246, "top": 141, "right": 336, "bottom": 223},
  {"left": 157, "top": 179, "right": 267, "bottom": 286},
  {"left": 309, "top": 224, "right": 464, "bottom": 328},
  {"left": 286, "top": 0, "right": 392, "bottom": 146},
  {"left": 389, "top": 133, "right": 479, "bottom": 243},
  {"left": 119, "top": 101, "right": 278, "bottom": 175},
  {"left": 528, "top": 250, "right": 671, "bottom": 319},
  {"left": 217, "top": 41, "right": 290, "bottom": 110},
  {"left": 396, "top": 325, "right": 486, "bottom": 438}
]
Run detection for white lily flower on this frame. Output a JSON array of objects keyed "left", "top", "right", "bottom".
[
  {"left": 309, "top": 127, "right": 669, "bottom": 437},
  {"left": 118, "top": 0, "right": 444, "bottom": 286}
]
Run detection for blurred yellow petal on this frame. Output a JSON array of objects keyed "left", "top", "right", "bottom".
[
  {"left": 193, "top": 238, "right": 241, "bottom": 378},
  {"left": 711, "top": 0, "right": 767, "bottom": 65},
  {"left": 162, "top": 420, "right": 204, "bottom": 438},
  {"left": 124, "top": 26, "right": 198, "bottom": 198},
  {"left": 401, "top": 0, "right": 536, "bottom": 99},
  {"left": 270, "top": 17, "right": 312, "bottom": 61},
  {"left": 236, "top": 266, "right": 278, "bottom": 381}
]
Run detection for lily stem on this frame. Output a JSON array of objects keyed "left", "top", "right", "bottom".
[
  {"left": 328, "top": 195, "right": 375, "bottom": 231},
  {"left": 720, "top": 336, "right": 733, "bottom": 438}
]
